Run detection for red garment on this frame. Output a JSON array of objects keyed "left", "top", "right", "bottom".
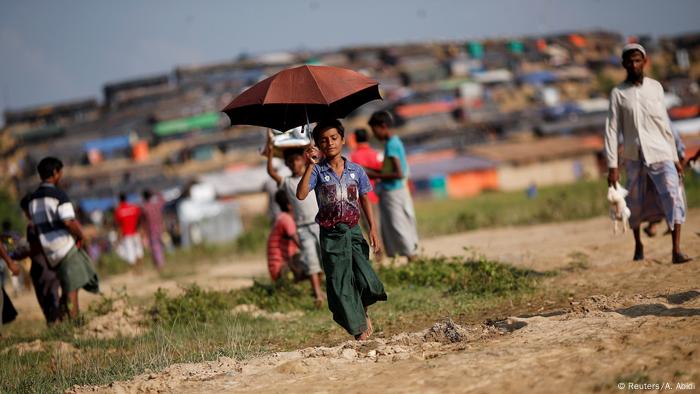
[
  {"left": 115, "top": 202, "right": 141, "bottom": 236},
  {"left": 266, "top": 212, "right": 298, "bottom": 281},
  {"left": 350, "top": 143, "right": 382, "bottom": 204}
]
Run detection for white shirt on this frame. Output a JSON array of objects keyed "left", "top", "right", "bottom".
[
  {"left": 280, "top": 175, "right": 319, "bottom": 226},
  {"left": 605, "top": 77, "right": 678, "bottom": 168}
]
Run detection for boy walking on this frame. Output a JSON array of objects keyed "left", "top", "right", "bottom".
[
  {"left": 15, "top": 194, "right": 61, "bottom": 324},
  {"left": 27, "top": 157, "right": 99, "bottom": 319},
  {"left": 367, "top": 111, "right": 419, "bottom": 260},
  {"left": 297, "top": 119, "right": 387, "bottom": 340},
  {"left": 266, "top": 133, "right": 325, "bottom": 306}
]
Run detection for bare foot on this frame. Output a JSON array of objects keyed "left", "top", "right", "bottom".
[
  {"left": 672, "top": 252, "right": 692, "bottom": 264},
  {"left": 365, "top": 314, "right": 373, "bottom": 338},
  {"left": 354, "top": 331, "right": 369, "bottom": 341}
]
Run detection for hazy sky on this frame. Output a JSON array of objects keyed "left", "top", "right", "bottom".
[{"left": 1, "top": 0, "right": 699, "bottom": 117}]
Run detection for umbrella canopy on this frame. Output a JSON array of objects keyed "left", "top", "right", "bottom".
[{"left": 222, "top": 65, "right": 381, "bottom": 131}]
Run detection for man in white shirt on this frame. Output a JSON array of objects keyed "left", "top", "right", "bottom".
[{"left": 605, "top": 43, "right": 691, "bottom": 264}]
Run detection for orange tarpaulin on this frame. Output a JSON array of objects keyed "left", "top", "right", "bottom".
[
  {"left": 536, "top": 38, "right": 548, "bottom": 52},
  {"left": 669, "top": 105, "right": 700, "bottom": 120},
  {"left": 569, "top": 34, "right": 587, "bottom": 48},
  {"left": 395, "top": 101, "right": 457, "bottom": 118}
]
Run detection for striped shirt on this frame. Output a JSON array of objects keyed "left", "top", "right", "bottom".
[{"left": 28, "top": 183, "right": 76, "bottom": 266}]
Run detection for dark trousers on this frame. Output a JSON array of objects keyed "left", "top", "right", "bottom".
[{"left": 29, "top": 257, "right": 61, "bottom": 324}]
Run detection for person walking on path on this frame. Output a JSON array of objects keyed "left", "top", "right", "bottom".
[
  {"left": 266, "top": 133, "right": 325, "bottom": 307},
  {"left": 27, "top": 157, "right": 99, "bottom": 320},
  {"left": 297, "top": 119, "right": 387, "bottom": 340},
  {"left": 141, "top": 189, "right": 167, "bottom": 271},
  {"left": 114, "top": 193, "right": 143, "bottom": 267},
  {"left": 367, "top": 111, "right": 419, "bottom": 261},
  {"left": 604, "top": 43, "right": 691, "bottom": 264}
]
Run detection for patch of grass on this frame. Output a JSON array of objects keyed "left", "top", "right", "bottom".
[
  {"left": 414, "top": 174, "right": 700, "bottom": 238},
  {"left": 379, "top": 255, "right": 540, "bottom": 295},
  {"left": 234, "top": 278, "right": 317, "bottom": 312},
  {"left": 559, "top": 251, "right": 591, "bottom": 273},
  {"left": 150, "top": 284, "right": 231, "bottom": 324},
  {"left": 0, "top": 255, "right": 548, "bottom": 393}
]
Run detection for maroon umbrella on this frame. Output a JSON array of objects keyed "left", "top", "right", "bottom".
[{"left": 222, "top": 65, "right": 381, "bottom": 131}]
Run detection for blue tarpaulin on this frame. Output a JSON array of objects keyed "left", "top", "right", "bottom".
[
  {"left": 79, "top": 194, "right": 140, "bottom": 213},
  {"left": 83, "top": 135, "right": 131, "bottom": 153},
  {"left": 519, "top": 71, "right": 557, "bottom": 85},
  {"left": 79, "top": 198, "right": 116, "bottom": 213}
]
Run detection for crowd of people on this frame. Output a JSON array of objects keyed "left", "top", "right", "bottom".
[
  {"left": 1, "top": 43, "right": 695, "bottom": 341},
  {"left": 263, "top": 110, "right": 421, "bottom": 340},
  {"left": 0, "top": 157, "right": 170, "bottom": 332}
]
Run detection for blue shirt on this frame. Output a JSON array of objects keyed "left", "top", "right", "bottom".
[
  {"left": 309, "top": 157, "right": 372, "bottom": 228},
  {"left": 379, "top": 135, "right": 409, "bottom": 191}
]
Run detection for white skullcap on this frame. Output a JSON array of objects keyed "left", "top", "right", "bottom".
[{"left": 622, "top": 43, "right": 646, "bottom": 58}]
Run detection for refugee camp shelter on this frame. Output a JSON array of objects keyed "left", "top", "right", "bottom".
[{"left": 467, "top": 135, "right": 603, "bottom": 191}]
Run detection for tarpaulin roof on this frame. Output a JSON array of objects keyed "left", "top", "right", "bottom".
[
  {"left": 83, "top": 135, "right": 131, "bottom": 153},
  {"left": 79, "top": 197, "right": 116, "bottom": 213},
  {"left": 411, "top": 155, "right": 495, "bottom": 179},
  {"left": 153, "top": 112, "right": 221, "bottom": 137},
  {"left": 519, "top": 71, "right": 557, "bottom": 84},
  {"left": 14, "top": 125, "right": 65, "bottom": 143}
]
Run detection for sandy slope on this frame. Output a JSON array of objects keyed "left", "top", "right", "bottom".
[{"left": 14, "top": 211, "right": 700, "bottom": 393}]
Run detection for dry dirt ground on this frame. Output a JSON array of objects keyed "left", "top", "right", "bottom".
[{"left": 11, "top": 212, "right": 700, "bottom": 393}]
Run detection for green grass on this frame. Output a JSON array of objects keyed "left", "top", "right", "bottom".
[
  {"left": 415, "top": 173, "right": 700, "bottom": 238},
  {"left": 0, "top": 255, "right": 547, "bottom": 393}
]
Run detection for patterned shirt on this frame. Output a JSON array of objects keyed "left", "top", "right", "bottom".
[
  {"left": 28, "top": 183, "right": 76, "bottom": 266},
  {"left": 309, "top": 158, "right": 372, "bottom": 229}
]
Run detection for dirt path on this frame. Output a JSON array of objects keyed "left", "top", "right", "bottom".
[{"left": 31, "top": 211, "right": 700, "bottom": 392}]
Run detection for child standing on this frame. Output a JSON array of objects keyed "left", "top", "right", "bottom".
[
  {"left": 266, "top": 132, "right": 325, "bottom": 306},
  {"left": 267, "top": 190, "right": 302, "bottom": 282},
  {"left": 367, "top": 110, "right": 419, "bottom": 261},
  {"left": 297, "top": 119, "right": 387, "bottom": 340}
]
